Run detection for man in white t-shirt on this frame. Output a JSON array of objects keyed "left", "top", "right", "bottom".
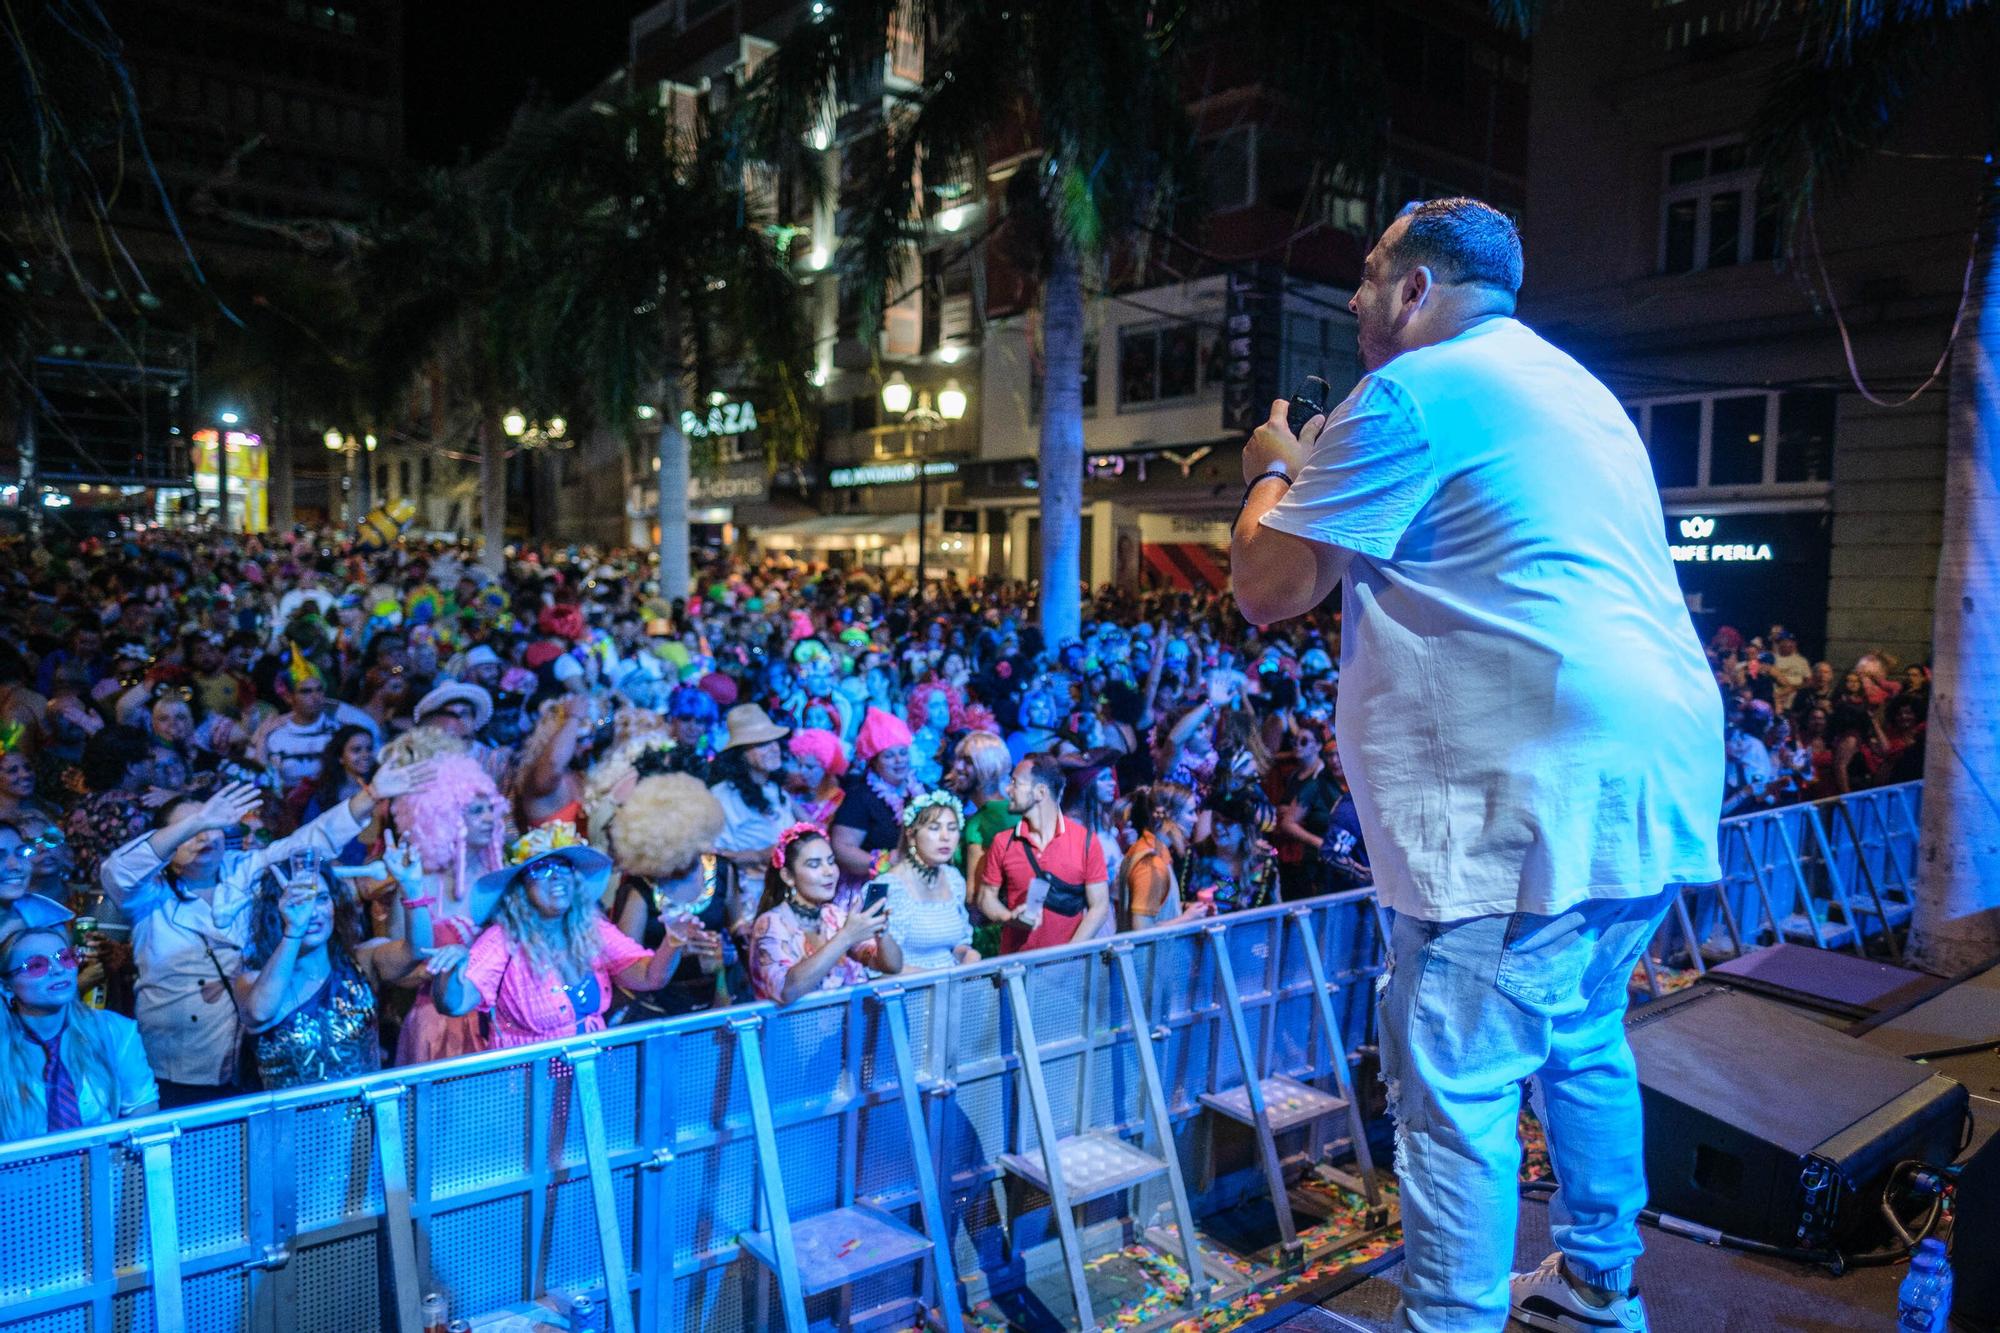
[
  {"left": 251, "top": 673, "right": 380, "bottom": 789},
  {"left": 1232, "top": 198, "right": 1721, "bottom": 1333}
]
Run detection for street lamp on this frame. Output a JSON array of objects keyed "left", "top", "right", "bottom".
[
  {"left": 501, "top": 409, "right": 571, "bottom": 449},
  {"left": 323, "top": 428, "right": 379, "bottom": 522},
  {"left": 881, "top": 374, "right": 968, "bottom": 600}
]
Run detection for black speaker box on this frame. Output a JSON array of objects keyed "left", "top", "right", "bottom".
[{"left": 1626, "top": 985, "right": 1968, "bottom": 1250}]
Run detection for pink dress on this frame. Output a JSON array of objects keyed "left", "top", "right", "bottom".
[
  {"left": 462, "top": 917, "right": 651, "bottom": 1050},
  {"left": 748, "top": 902, "right": 882, "bottom": 1002},
  {"left": 394, "top": 914, "right": 488, "bottom": 1066}
]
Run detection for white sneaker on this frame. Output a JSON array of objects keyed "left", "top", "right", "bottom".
[{"left": 1508, "top": 1253, "right": 1649, "bottom": 1332}]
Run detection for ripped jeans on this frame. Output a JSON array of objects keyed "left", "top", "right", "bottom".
[{"left": 1377, "top": 893, "right": 1672, "bottom": 1332}]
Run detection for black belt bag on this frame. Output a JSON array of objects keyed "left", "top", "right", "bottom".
[{"left": 1019, "top": 834, "right": 1092, "bottom": 918}]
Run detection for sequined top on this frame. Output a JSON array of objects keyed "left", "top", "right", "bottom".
[{"left": 254, "top": 952, "right": 382, "bottom": 1091}]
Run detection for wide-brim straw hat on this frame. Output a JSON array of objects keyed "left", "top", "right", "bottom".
[{"left": 720, "top": 703, "right": 790, "bottom": 751}]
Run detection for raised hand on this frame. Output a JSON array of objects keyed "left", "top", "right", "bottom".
[
  {"left": 419, "top": 943, "right": 469, "bottom": 977},
  {"left": 197, "top": 781, "right": 264, "bottom": 831},
  {"left": 277, "top": 882, "right": 319, "bottom": 939},
  {"left": 379, "top": 830, "right": 428, "bottom": 895},
  {"left": 369, "top": 761, "right": 436, "bottom": 801}
]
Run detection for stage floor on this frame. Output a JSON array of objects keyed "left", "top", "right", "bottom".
[{"left": 1253, "top": 1189, "right": 1912, "bottom": 1332}]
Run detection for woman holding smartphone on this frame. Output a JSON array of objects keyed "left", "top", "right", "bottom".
[{"left": 748, "top": 824, "right": 902, "bottom": 1003}]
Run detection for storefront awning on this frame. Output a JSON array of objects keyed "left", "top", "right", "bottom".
[{"left": 746, "top": 512, "right": 919, "bottom": 550}]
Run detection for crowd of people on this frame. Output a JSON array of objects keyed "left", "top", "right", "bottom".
[
  {"left": 0, "top": 524, "right": 1929, "bottom": 1143},
  {"left": 1711, "top": 625, "right": 1929, "bottom": 816}
]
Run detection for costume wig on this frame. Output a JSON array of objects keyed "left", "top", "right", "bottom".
[
  {"left": 608, "top": 773, "right": 724, "bottom": 879},
  {"left": 389, "top": 754, "right": 505, "bottom": 901}
]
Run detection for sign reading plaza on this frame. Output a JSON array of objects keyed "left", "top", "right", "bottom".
[
  {"left": 681, "top": 399, "right": 759, "bottom": 439},
  {"left": 1669, "top": 514, "right": 1773, "bottom": 564}
]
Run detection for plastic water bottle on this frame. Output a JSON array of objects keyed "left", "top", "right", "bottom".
[{"left": 1897, "top": 1236, "right": 1953, "bottom": 1331}]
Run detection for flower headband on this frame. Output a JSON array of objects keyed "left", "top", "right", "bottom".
[
  {"left": 899, "top": 789, "right": 959, "bottom": 829},
  {"left": 771, "top": 821, "right": 829, "bottom": 870},
  {"left": 507, "top": 820, "right": 585, "bottom": 866}
]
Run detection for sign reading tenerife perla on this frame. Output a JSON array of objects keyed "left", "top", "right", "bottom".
[
  {"left": 681, "top": 399, "right": 758, "bottom": 439},
  {"left": 1668, "top": 514, "right": 1773, "bottom": 564}
]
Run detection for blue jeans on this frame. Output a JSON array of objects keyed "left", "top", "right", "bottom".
[{"left": 1379, "top": 892, "right": 1672, "bottom": 1332}]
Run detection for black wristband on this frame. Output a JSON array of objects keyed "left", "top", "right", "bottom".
[{"left": 1235, "top": 469, "right": 1294, "bottom": 525}]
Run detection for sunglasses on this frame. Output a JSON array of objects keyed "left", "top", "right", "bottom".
[
  {"left": 522, "top": 859, "right": 576, "bottom": 883},
  {"left": 6, "top": 948, "right": 81, "bottom": 980},
  {"left": 22, "top": 830, "right": 66, "bottom": 857}
]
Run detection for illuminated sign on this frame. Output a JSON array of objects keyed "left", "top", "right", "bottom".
[
  {"left": 1677, "top": 516, "right": 1715, "bottom": 540},
  {"left": 680, "top": 399, "right": 758, "bottom": 439},
  {"left": 1669, "top": 515, "right": 1773, "bottom": 564},
  {"left": 827, "top": 460, "right": 959, "bottom": 488}
]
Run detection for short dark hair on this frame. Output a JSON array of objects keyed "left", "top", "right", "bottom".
[
  {"left": 1387, "top": 197, "right": 1523, "bottom": 295},
  {"left": 1020, "top": 752, "right": 1066, "bottom": 804}
]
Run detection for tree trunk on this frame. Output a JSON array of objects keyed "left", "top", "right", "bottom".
[
  {"left": 656, "top": 371, "right": 691, "bottom": 603},
  {"left": 1912, "top": 162, "right": 2000, "bottom": 975},
  {"left": 479, "top": 418, "right": 505, "bottom": 575},
  {"left": 1037, "top": 244, "right": 1086, "bottom": 648}
]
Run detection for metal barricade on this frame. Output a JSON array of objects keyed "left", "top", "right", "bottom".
[
  {"left": 0, "top": 889, "right": 1388, "bottom": 1333},
  {"left": 1649, "top": 782, "right": 1923, "bottom": 986}
]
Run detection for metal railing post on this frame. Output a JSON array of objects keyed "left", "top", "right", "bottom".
[
  {"left": 568, "top": 1048, "right": 636, "bottom": 1333},
  {"left": 362, "top": 1086, "right": 424, "bottom": 1333},
  {"left": 128, "top": 1124, "right": 186, "bottom": 1333},
  {"left": 731, "top": 1014, "right": 809, "bottom": 1333},
  {"left": 1110, "top": 941, "right": 1209, "bottom": 1308},
  {"left": 1001, "top": 965, "right": 1098, "bottom": 1331},
  {"left": 877, "top": 985, "right": 965, "bottom": 1331}
]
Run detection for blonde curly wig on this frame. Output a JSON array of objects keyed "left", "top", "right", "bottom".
[{"left": 608, "top": 773, "right": 724, "bottom": 879}]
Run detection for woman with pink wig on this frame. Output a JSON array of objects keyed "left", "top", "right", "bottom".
[
  {"left": 784, "top": 727, "right": 847, "bottom": 828},
  {"left": 388, "top": 754, "right": 506, "bottom": 1065},
  {"left": 904, "top": 680, "right": 964, "bottom": 789}
]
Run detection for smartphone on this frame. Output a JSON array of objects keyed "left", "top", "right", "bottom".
[
  {"left": 1286, "top": 375, "right": 1332, "bottom": 436},
  {"left": 861, "top": 880, "right": 891, "bottom": 914}
]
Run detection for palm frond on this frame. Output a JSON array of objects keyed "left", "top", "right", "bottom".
[{"left": 1750, "top": 7, "right": 1961, "bottom": 229}]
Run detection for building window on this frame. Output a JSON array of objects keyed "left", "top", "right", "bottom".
[
  {"left": 1660, "top": 139, "right": 1780, "bottom": 274},
  {"left": 1628, "top": 390, "right": 1834, "bottom": 491},
  {"left": 1118, "top": 322, "right": 1205, "bottom": 409},
  {"left": 1200, "top": 130, "right": 1254, "bottom": 212}
]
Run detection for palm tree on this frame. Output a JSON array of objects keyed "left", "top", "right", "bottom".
[
  {"left": 361, "top": 93, "right": 813, "bottom": 594},
  {"left": 750, "top": 1, "right": 1198, "bottom": 647},
  {"left": 1751, "top": 1, "right": 1999, "bottom": 974},
  {"left": 751, "top": 0, "right": 1382, "bottom": 646},
  {"left": 358, "top": 164, "right": 527, "bottom": 572},
  {"left": 474, "top": 91, "right": 816, "bottom": 602}
]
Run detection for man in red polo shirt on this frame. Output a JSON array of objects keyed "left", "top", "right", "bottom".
[{"left": 976, "top": 753, "right": 1110, "bottom": 952}]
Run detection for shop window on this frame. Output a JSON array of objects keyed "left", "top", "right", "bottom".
[
  {"left": 1118, "top": 322, "right": 1204, "bottom": 409},
  {"left": 1629, "top": 391, "right": 1834, "bottom": 493},
  {"left": 1660, "top": 138, "right": 1781, "bottom": 275}
]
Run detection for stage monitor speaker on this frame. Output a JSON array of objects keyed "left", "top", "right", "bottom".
[{"left": 1625, "top": 985, "right": 1968, "bottom": 1250}]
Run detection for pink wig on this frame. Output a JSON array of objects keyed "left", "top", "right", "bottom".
[
  {"left": 854, "top": 707, "right": 915, "bottom": 764},
  {"left": 389, "top": 754, "right": 505, "bottom": 901},
  {"left": 788, "top": 727, "right": 848, "bottom": 779},
  {"left": 906, "top": 680, "right": 965, "bottom": 732}
]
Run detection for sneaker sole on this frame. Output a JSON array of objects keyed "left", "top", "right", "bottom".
[{"left": 1510, "top": 1295, "right": 1633, "bottom": 1332}]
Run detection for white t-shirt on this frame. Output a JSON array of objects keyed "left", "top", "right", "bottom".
[{"left": 1261, "top": 317, "right": 1723, "bottom": 921}]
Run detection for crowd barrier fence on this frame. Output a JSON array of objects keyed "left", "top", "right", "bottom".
[
  {"left": 1646, "top": 781, "right": 1922, "bottom": 989},
  {"left": 1, "top": 784, "right": 1924, "bottom": 1332},
  {"left": 0, "top": 890, "right": 1390, "bottom": 1333}
]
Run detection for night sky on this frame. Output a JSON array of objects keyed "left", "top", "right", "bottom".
[{"left": 401, "top": 0, "right": 660, "bottom": 165}]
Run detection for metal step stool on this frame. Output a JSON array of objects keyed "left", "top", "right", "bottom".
[
  {"left": 997, "top": 953, "right": 1208, "bottom": 1332},
  {"left": 1199, "top": 910, "right": 1385, "bottom": 1263},
  {"left": 731, "top": 987, "right": 962, "bottom": 1333}
]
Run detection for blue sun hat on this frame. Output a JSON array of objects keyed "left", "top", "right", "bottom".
[{"left": 472, "top": 823, "right": 612, "bottom": 906}]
